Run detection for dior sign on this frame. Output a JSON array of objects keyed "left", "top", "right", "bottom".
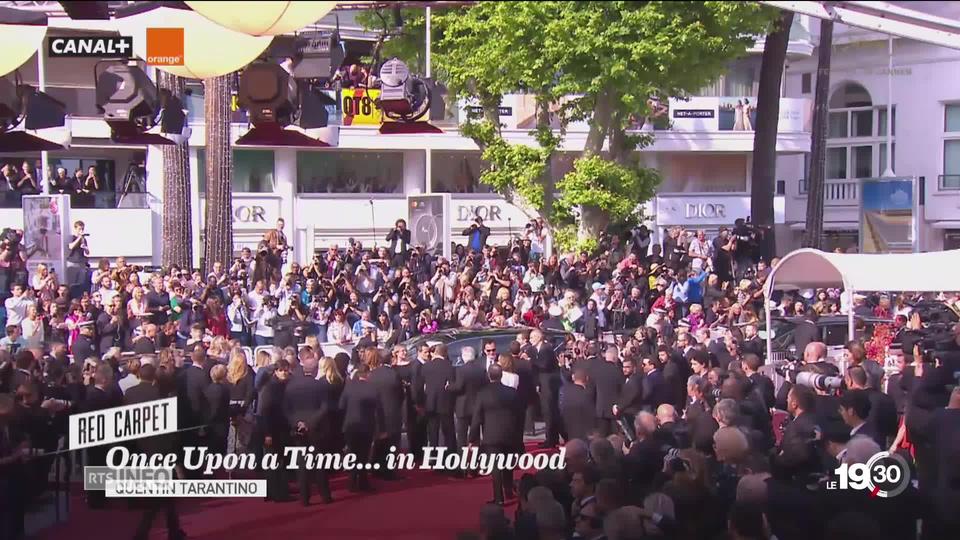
[{"left": 685, "top": 203, "right": 726, "bottom": 220}]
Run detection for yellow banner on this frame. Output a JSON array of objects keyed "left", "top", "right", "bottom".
[{"left": 341, "top": 88, "right": 382, "bottom": 126}]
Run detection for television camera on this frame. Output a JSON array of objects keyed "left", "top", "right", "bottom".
[{"left": 774, "top": 358, "right": 845, "bottom": 393}]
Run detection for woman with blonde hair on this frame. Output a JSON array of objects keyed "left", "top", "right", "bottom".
[
  {"left": 226, "top": 347, "right": 255, "bottom": 455},
  {"left": 317, "top": 356, "right": 345, "bottom": 453},
  {"left": 498, "top": 353, "right": 519, "bottom": 389},
  {"left": 253, "top": 348, "right": 273, "bottom": 387}
]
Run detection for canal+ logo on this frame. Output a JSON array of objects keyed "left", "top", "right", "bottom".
[{"left": 47, "top": 29, "right": 183, "bottom": 66}]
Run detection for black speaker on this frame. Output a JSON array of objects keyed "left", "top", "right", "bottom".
[
  {"left": 95, "top": 63, "right": 158, "bottom": 123},
  {"left": 408, "top": 195, "right": 446, "bottom": 254},
  {"left": 292, "top": 31, "right": 344, "bottom": 80},
  {"left": 158, "top": 89, "right": 186, "bottom": 134},
  {"left": 24, "top": 87, "right": 67, "bottom": 130}
]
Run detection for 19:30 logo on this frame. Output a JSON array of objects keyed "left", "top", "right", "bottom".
[{"left": 832, "top": 451, "right": 911, "bottom": 498}]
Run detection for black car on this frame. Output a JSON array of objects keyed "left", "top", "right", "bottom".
[
  {"left": 400, "top": 327, "right": 570, "bottom": 366},
  {"left": 764, "top": 314, "right": 894, "bottom": 360}
]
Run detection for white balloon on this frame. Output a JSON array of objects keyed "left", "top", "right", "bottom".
[
  {"left": 0, "top": 23, "right": 46, "bottom": 78},
  {"left": 186, "top": 1, "right": 340, "bottom": 36},
  {"left": 117, "top": 5, "right": 273, "bottom": 79}
]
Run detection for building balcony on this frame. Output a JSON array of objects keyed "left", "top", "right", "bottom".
[{"left": 797, "top": 178, "right": 861, "bottom": 205}]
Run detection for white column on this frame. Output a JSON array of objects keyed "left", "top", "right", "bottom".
[
  {"left": 274, "top": 148, "right": 297, "bottom": 261},
  {"left": 425, "top": 149, "right": 433, "bottom": 193},
  {"left": 425, "top": 6, "right": 432, "bottom": 78},
  {"left": 190, "top": 148, "right": 201, "bottom": 270},
  {"left": 38, "top": 45, "right": 49, "bottom": 194},
  {"left": 145, "top": 147, "right": 165, "bottom": 265},
  {"left": 403, "top": 149, "right": 426, "bottom": 194},
  {"left": 883, "top": 36, "right": 895, "bottom": 177}
]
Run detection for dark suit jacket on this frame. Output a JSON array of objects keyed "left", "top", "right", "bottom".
[
  {"left": 864, "top": 387, "right": 898, "bottom": 446},
  {"left": 71, "top": 335, "right": 98, "bottom": 362},
  {"left": 470, "top": 383, "right": 521, "bottom": 448},
  {"left": 591, "top": 360, "right": 623, "bottom": 420},
  {"left": 339, "top": 377, "right": 383, "bottom": 435},
  {"left": 123, "top": 382, "right": 176, "bottom": 455},
  {"left": 256, "top": 375, "right": 288, "bottom": 439},
  {"left": 787, "top": 319, "right": 818, "bottom": 354},
  {"left": 451, "top": 360, "right": 488, "bottom": 418},
  {"left": 178, "top": 364, "right": 210, "bottom": 428},
  {"left": 368, "top": 365, "right": 404, "bottom": 435},
  {"left": 560, "top": 383, "right": 596, "bottom": 441},
  {"left": 641, "top": 369, "right": 670, "bottom": 410},
  {"left": 617, "top": 373, "right": 644, "bottom": 416},
  {"left": 283, "top": 375, "right": 329, "bottom": 436},
  {"left": 96, "top": 312, "right": 120, "bottom": 353},
  {"left": 385, "top": 228, "right": 412, "bottom": 257},
  {"left": 513, "top": 356, "right": 536, "bottom": 405},
  {"left": 750, "top": 372, "right": 776, "bottom": 410},
  {"left": 416, "top": 357, "right": 456, "bottom": 414},
  {"left": 531, "top": 342, "right": 558, "bottom": 377},
  {"left": 462, "top": 224, "right": 491, "bottom": 249},
  {"left": 203, "top": 382, "right": 231, "bottom": 442},
  {"left": 777, "top": 411, "right": 819, "bottom": 470}
]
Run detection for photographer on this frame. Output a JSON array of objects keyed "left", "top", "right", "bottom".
[
  {"left": 227, "top": 293, "right": 252, "bottom": 346},
  {"left": 252, "top": 296, "right": 278, "bottom": 347},
  {"left": 462, "top": 215, "right": 491, "bottom": 252},
  {"left": 0, "top": 229, "right": 27, "bottom": 291},
  {"left": 66, "top": 221, "right": 90, "bottom": 290},
  {"left": 385, "top": 218, "right": 412, "bottom": 268},
  {"left": 731, "top": 218, "right": 754, "bottom": 280}
]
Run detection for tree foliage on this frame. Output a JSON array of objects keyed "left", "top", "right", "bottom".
[
  {"left": 433, "top": 1, "right": 776, "bottom": 251},
  {"left": 355, "top": 8, "right": 429, "bottom": 74}
]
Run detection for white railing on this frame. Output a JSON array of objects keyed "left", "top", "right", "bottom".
[{"left": 798, "top": 179, "right": 860, "bottom": 204}]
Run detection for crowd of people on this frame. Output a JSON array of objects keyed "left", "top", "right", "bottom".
[
  {"left": 1, "top": 161, "right": 106, "bottom": 196},
  {"left": 1, "top": 214, "right": 959, "bottom": 540}
]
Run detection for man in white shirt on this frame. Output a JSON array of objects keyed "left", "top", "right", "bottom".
[
  {"left": 688, "top": 230, "right": 712, "bottom": 271},
  {"left": 118, "top": 357, "right": 142, "bottom": 394},
  {"left": 4, "top": 284, "right": 32, "bottom": 328},
  {"left": 246, "top": 279, "right": 266, "bottom": 313}
]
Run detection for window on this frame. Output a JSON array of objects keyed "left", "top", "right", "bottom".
[
  {"left": 945, "top": 104, "right": 960, "bottom": 132},
  {"left": 852, "top": 146, "right": 873, "bottom": 178},
  {"left": 826, "top": 147, "right": 847, "bottom": 179},
  {"left": 656, "top": 153, "right": 747, "bottom": 193},
  {"left": 801, "top": 73, "right": 812, "bottom": 94},
  {"left": 828, "top": 112, "right": 848, "bottom": 138},
  {"left": 197, "top": 149, "right": 275, "bottom": 193},
  {"left": 431, "top": 152, "right": 493, "bottom": 193},
  {"left": 852, "top": 110, "right": 873, "bottom": 137},
  {"left": 297, "top": 151, "right": 403, "bottom": 194},
  {"left": 943, "top": 140, "right": 960, "bottom": 189}
]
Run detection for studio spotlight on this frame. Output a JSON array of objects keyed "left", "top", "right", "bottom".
[
  {"left": 0, "top": 73, "right": 67, "bottom": 151},
  {"left": 95, "top": 61, "right": 184, "bottom": 144}
]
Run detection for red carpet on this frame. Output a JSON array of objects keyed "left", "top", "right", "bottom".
[
  {"left": 33, "top": 444, "right": 561, "bottom": 540},
  {"left": 35, "top": 471, "right": 510, "bottom": 540}
]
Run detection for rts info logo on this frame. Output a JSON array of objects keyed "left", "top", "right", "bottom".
[{"left": 827, "top": 451, "right": 911, "bottom": 498}]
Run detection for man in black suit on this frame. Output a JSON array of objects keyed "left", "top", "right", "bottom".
[
  {"left": 96, "top": 296, "right": 123, "bottom": 353},
  {"left": 509, "top": 340, "right": 537, "bottom": 437},
  {"left": 560, "top": 367, "right": 595, "bottom": 442},
  {"left": 387, "top": 314, "right": 416, "bottom": 347},
  {"left": 592, "top": 346, "right": 624, "bottom": 436},
  {"left": 845, "top": 341, "right": 884, "bottom": 391},
  {"left": 775, "top": 385, "right": 820, "bottom": 477},
  {"left": 785, "top": 308, "right": 819, "bottom": 355},
  {"left": 839, "top": 389, "right": 883, "bottom": 447},
  {"left": 339, "top": 364, "right": 384, "bottom": 492},
  {"left": 740, "top": 323, "right": 764, "bottom": 358},
  {"left": 177, "top": 348, "right": 210, "bottom": 471},
  {"left": 470, "top": 365, "right": 522, "bottom": 505},
  {"left": 530, "top": 330, "right": 561, "bottom": 448},
  {"left": 257, "top": 359, "right": 292, "bottom": 502},
  {"left": 368, "top": 350, "right": 404, "bottom": 479},
  {"left": 385, "top": 218, "right": 412, "bottom": 267},
  {"left": 450, "top": 345, "right": 488, "bottom": 450},
  {"left": 613, "top": 357, "right": 644, "bottom": 438},
  {"left": 125, "top": 364, "right": 184, "bottom": 540},
  {"left": 742, "top": 353, "right": 776, "bottom": 410},
  {"left": 81, "top": 364, "right": 122, "bottom": 508},
  {"left": 640, "top": 357, "right": 669, "bottom": 412},
  {"left": 462, "top": 215, "right": 491, "bottom": 251},
  {"left": 414, "top": 344, "right": 457, "bottom": 456},
  {"left": 846, "top": 365, "right": 898, "bottom": 447},
  {"left": 283, "top": 356, "right": 332, "bottom": 504}
]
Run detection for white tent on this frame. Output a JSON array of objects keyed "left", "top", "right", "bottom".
[{"left": 763, "top": 248, "right": 960, "bottom": 362}]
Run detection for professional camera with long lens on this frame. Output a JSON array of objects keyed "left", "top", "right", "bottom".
[{"left": 775, "top": 359, "right": 844, "bottom": 392}]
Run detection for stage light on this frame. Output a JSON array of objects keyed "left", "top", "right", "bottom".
[
  {"left": 114, "top": 2, "right": 273, "bottom": 80},
  {"left": 378, "top": 58, "right": 431, "bottom": 122},
  {"left": 238, "top": 62, "right": 298, "bottom": 126},
  {"left": 95, "top": 61, "right": 186, "bottom": 145},
  {"left": 185, "top": 1, "right": 339, "bottom": 37},
  {"left": 0, "top": 7, "right": 47, "bottom": 78},
  {"left": 0, "top": 74, "right": 66, "bottom": 151}
]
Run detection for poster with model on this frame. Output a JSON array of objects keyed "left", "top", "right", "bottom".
[{"left": 22, "top": 194, "right": 71, "bottom": 279}]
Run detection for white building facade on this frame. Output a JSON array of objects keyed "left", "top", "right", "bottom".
[
  {"left": 0, "top": 10, "right": 830, "bottom": 265},
  {"left": 777, "top": 2, "right": 960, "bottom": 252}
]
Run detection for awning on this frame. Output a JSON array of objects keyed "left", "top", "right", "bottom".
[
  {"left": 930, "top": 221, "right": 960, "bottom": 230},
  {"left": 766, "top": 248, "right": 960, "bottom": 294}
]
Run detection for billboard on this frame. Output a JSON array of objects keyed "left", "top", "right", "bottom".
[
  {"left": 22, "top": 194, "right": 71, "bottom": 279},
  {"left": 408, "top": 194, "right": 451, "bottom": 260},
  {"left": 859, "top": 177, "right": 916, "bottom": 253}
]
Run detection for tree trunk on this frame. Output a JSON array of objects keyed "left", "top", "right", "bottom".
[
  {"left": 803, "top": 20, "right": 833, "bottom": 249},
  {"left": 202, "top": 74, "right": 234, "bottom": 274},
  {"left": 157, "top": 71, "right": 193, "bottom": 269},
  {"left": 578, "top": 205, "right": 609, "bottom": 241},
  {"left": 750, "top": 10, "right": 793, "bottom": 261}
]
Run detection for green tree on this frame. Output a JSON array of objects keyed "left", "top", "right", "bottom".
[
  {"left": 434, "top": 1, "right": 776, "bottom": 251},
  {"left": 355, "top": 8, "right": 428, "bottom": 74}
]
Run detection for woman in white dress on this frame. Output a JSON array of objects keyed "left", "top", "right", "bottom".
[
  {"left": 733, "top": 99, "right": 745, "bottom": 131},
  {"left": 498, "top": 353, "right": 519, "bottom": 389},
  {"left": 742, "top": 98, "right": 754, "bottom": 131}
]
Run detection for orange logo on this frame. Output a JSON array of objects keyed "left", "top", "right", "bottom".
[{"left": 146, "top": 28, "right": 184, "bottom": 66}]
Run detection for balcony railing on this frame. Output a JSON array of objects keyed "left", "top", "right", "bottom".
[
  {"left": 939, "top": 174, "right": 960, "bottom": 191},
  {"left": 798, "top": 179, "right": 860, "bottom": 204}
]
